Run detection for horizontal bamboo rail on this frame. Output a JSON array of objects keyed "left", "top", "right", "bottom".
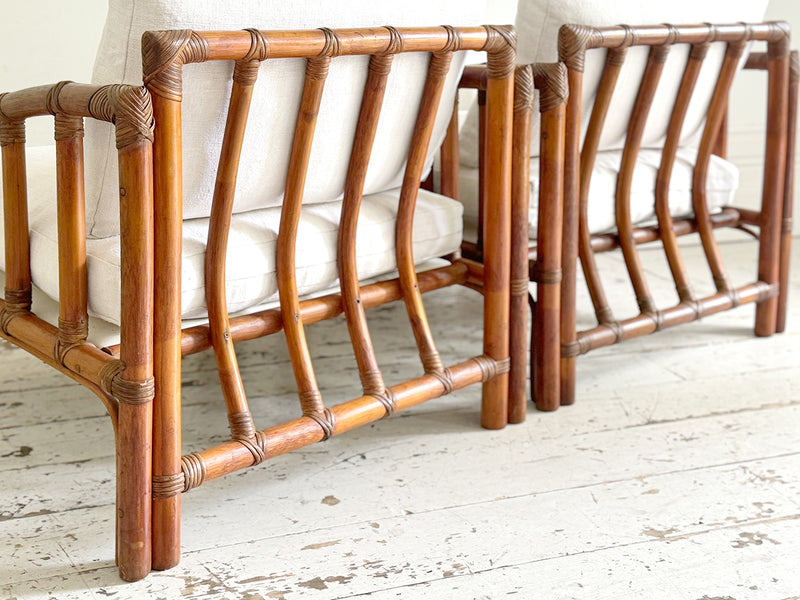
[{"left": 179, "top": 354, "right": 505, "bottom": 491}]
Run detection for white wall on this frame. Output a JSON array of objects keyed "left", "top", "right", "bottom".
[
  {"left": 1, "top": 0, "right": 798, "bottom": 225},
  {"left": 0, "top": 0, "right": 108, "bottom": 146},
  {"left": 728, "top": 0, "right": 800, "bottom": 227}
]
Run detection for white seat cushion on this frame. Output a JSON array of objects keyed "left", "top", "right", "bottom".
[
  {"left": 84, "top": 0, "right": 486, "bottom": 238},
  {"left": 1, "top": 146, "right": 463, "bottom": 330},
  {"left": 460, "top": 147, "right": 739, "bottom": 238}
]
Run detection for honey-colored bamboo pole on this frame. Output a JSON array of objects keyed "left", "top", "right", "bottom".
[
  {"left": 338, "top": 52, "right": 395, "bottom": 414},
  {"left": 396, "top": 51, "right": 453, "bottom": 381},
  {"left": 508, "top": 66, "right": 533, "bottom": 421},
  {"left": 655, "top": 43, "right": 709, "bottom": 308},
  {"left": 557, "top": 25, "right": 589, "bottom": 407},
  {"left": 440, "top": 96, "right": 460, "bottom": 200},
  {"left": 530, "top": 64, "right": 566, "bottom": 413},
  {"left": 615, "top": 43, "right": 671, "bottom": 320},
  {"left": 115, "top": 133, "right": 155, "bottom": 583},
  {"left": 54, "top": 113, "right": 89, "bottom": 356},
  {"left": 277, "top": 55, "right": 331, "bottom": 427},
  {"left": 0, "top": 305, "right": 119, "bottom": 419},
  {"left": 205, "top": 59, "right": 260, "bottom": 441},
  {"left": 574, "top": 281, "right": 774, "bottom": 354},
  {"left": 0, "top": 107, "right": 32, "bottom": 319},
  {"left": 477, "top": 89, "right": 487, "bottom": 253},
  {"left": 754, "top": 39, "right": 790, "bottom": 336},
  {"left": 149, "top": 95, "right": 184, "bottom": 573},
  {"left": 171, "top": 263, "right": 470, "bottom": 357},
  {"left": 691, "top": 42, "right": 746, "bottom": 299},
  {"left": 591, "top": 209, "right": 741, "bottom": 252},
  {"left": 179, "top": 354, "right": 501, "bottom": 490},
  {"left": 578, "top": 47, "right": 626, "bottom": 326},
  {"left": 776, "top": 51, "right": 797, "bottom": 333},
  {"left": 480, "top": 27, "right": 515, "bottom": 427}
]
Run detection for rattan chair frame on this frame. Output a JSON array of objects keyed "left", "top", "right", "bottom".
[
  {"left": 1, "top": 25, "right": 516, "bottom": 582},
  {"left": 0, "top": 83, "right": 155, "bottom": 580},
  {"left": 455, "top": 21, "right": 795, "bottom": 411}
]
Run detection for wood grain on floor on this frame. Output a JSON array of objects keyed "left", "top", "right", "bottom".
[{"left": 1, "top": 238, "right": 798, "bottom": 599}]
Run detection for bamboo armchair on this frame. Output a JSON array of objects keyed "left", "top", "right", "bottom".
[
  {"left": 556, "top": 22, "right": 794, "bottom": 407},
  {"left": 0, "top": 25, "right": 515, "bottom": 581},
  {"left": 455, "top": 20, "right": 795, "bottom": 411}
]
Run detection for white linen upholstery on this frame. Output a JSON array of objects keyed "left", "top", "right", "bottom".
[
  {"left": 1, "top": 146, "right": 463, "bottom": 329},
  {"left": 459, "top": 147, "right": 739, "bottom": 238},
  {"left": 460, "top": 0, "right": 769, "bottom": 168},
  {"left": 85, "top": 0, "right": 486, "bottom": 237}
]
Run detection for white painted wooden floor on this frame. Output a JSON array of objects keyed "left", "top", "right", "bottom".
[{"left": 1, "top": 238, "right": 799, "bottom": 599}]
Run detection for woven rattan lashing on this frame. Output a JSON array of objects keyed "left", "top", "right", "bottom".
[
  {"left": 453, "top": 21, "right": 794, "bottom": 412},
  {"left": 139, "top": 25, "right": 514, "bottom": 579}
]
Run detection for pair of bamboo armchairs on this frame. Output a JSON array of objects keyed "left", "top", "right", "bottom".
[
  {"left": 455, "top": 20, "right": 796, "bottom": 415},
  {"left": 0, "top": 4, "right": 795, "bottom": 585}
]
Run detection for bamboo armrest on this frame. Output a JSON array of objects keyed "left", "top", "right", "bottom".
[{"left": 0, "top": 80, "right": 154, "bottom": 415}]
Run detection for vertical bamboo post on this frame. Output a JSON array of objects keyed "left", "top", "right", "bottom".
[
  {"left": 755, "top": 30, "right": 790, "bottom": 336},
  {"left": 142, "top": 29, "right": 210, "bottom": 572},
  {"left": 776, "top": 50, "right": 797, "bottom": 333},
  {"left": 558, "top": 25, "right": 591, "bottom": 406},
  {"left": 508, "top": 66, "right": 533, "bottom": 422},
  {"left": 0, "top": 96, "right": 32, "bottom": 319},
  {"left": 54, "top": 108, "right": 89, "bottom": 354},
  {"left": 530, "top": 64, "right": 566, "bottom": 413},
  {"left": 480, "top": 26, "right": 515, "bottom": 429},
  {"left": 86, "top": 84, "right": 156, "bottom": 582}
]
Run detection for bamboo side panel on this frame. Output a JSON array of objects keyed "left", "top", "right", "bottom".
[
  {"left": 553, "top": 21, "right": 793, "bottom": 408},
  {"left": 0, "top": 81, "right": 156, "bottom": 581}
]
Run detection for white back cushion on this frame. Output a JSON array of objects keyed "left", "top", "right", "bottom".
[
  {"left": 86, "top": 0, "right": 486, "bottom": 238},
  {"left": 461, "top": 0, "right": 769, "bottom": 166},
  {"left": 518, "top": 0, "right": 769, "bottom": 153}
]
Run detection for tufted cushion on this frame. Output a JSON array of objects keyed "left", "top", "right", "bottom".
[
  {"left": 460, "top": 0, "right": 769, "bottom": 168},
  {"left": 460, "top": 147, "right": 739, "bottom": 238},
  {"left": 0, "top": 146, "right": 463, "bottom": 335},
  {"left": 84, "top": 0, "right": 486, "bottom": 237}
]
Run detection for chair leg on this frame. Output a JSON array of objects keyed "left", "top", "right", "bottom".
[
  {"left": 115, "top": 397, "right": 153, "bottom": 581},
  {"left": 776, "top": 51, "right": 797, "bottom": 334},
  {"left": 755, "top": 50, "right": 790, "bottom": 337}
]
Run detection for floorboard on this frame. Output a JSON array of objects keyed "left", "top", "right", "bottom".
[{"left": 0, "top": 238, "right": 798, "bottom": 599}]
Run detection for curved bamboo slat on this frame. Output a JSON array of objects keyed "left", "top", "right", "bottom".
[
  {"left": 615, "top": 43, "right": 671, "bottom": 322},
  {"left": 691, "top": 41, "right": 746, "bottom": 300},
  {"left": 655, "top": 43, "right": 709, "bottom": 309},
  {"left": 579, "top": 47, "right": 626, "bottom": 327},
  {"left": 205, "top": 60, "right": 260, "bottom": 442},
  {"left": 338, "top": 53, "right": 395, "bottom": 414},
  {"left": 277, "top": 55, "right": 332, "bottom": 432},
  {"left": 396, "top": 51, "right": 454, "bottom": 382}
]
